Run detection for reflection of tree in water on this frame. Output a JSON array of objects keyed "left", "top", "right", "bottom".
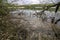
[{"left": 32, "top": 2, "right": 60, "bottom": 39}]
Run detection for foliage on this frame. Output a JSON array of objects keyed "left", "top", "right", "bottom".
[
  {"left": 0, "top": 0, "right": 30, "bottom": 40},
  {"left": 0, "top": 0, "right": 19, "bottom": 40}
]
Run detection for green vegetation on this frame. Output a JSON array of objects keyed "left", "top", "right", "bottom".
[
  {"left": 0, "top": 0, "right": 18, "bottom": 40},
  {"left": 0, "top": 0, "right": 29, "bottom": 40},
  {"left": 8, "top": 4, "right": 60, "bottom": 11}
]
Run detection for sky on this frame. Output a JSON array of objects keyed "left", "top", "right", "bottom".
[{"left": 8, "top": 0, "right": 60, "bottom": 5}]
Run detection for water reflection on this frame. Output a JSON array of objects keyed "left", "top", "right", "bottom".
[
  {"left": 10, "top": 9, "right": 60, "bottom": 40},
  {"left": 10, "top": 10, "right": 60, "bottom": 27}
]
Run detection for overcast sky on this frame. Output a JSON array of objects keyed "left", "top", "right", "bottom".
[{"left": 8, "top": 0, "right": 60, "bottom": 5}]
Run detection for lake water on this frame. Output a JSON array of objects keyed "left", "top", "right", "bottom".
[
  {"left": 10, "top": 9, "right": 60, "bottom": 29},
  {"left": 10, "top": 9, "right": 60, "bottom": 39},
  {"left": 10, "top": 9, "right": 60, "bottom": 21}
]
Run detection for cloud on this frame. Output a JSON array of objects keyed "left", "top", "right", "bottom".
[
  {"left": 8, "top": 0, "right": 60, "bottom": 5},
  {"left": 31, "top": 0, "right": 40, "bottom": 4}
]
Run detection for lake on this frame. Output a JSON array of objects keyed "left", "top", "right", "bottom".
[{"left": 10, "top": 9, "right": 60, "bottom": 40}]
